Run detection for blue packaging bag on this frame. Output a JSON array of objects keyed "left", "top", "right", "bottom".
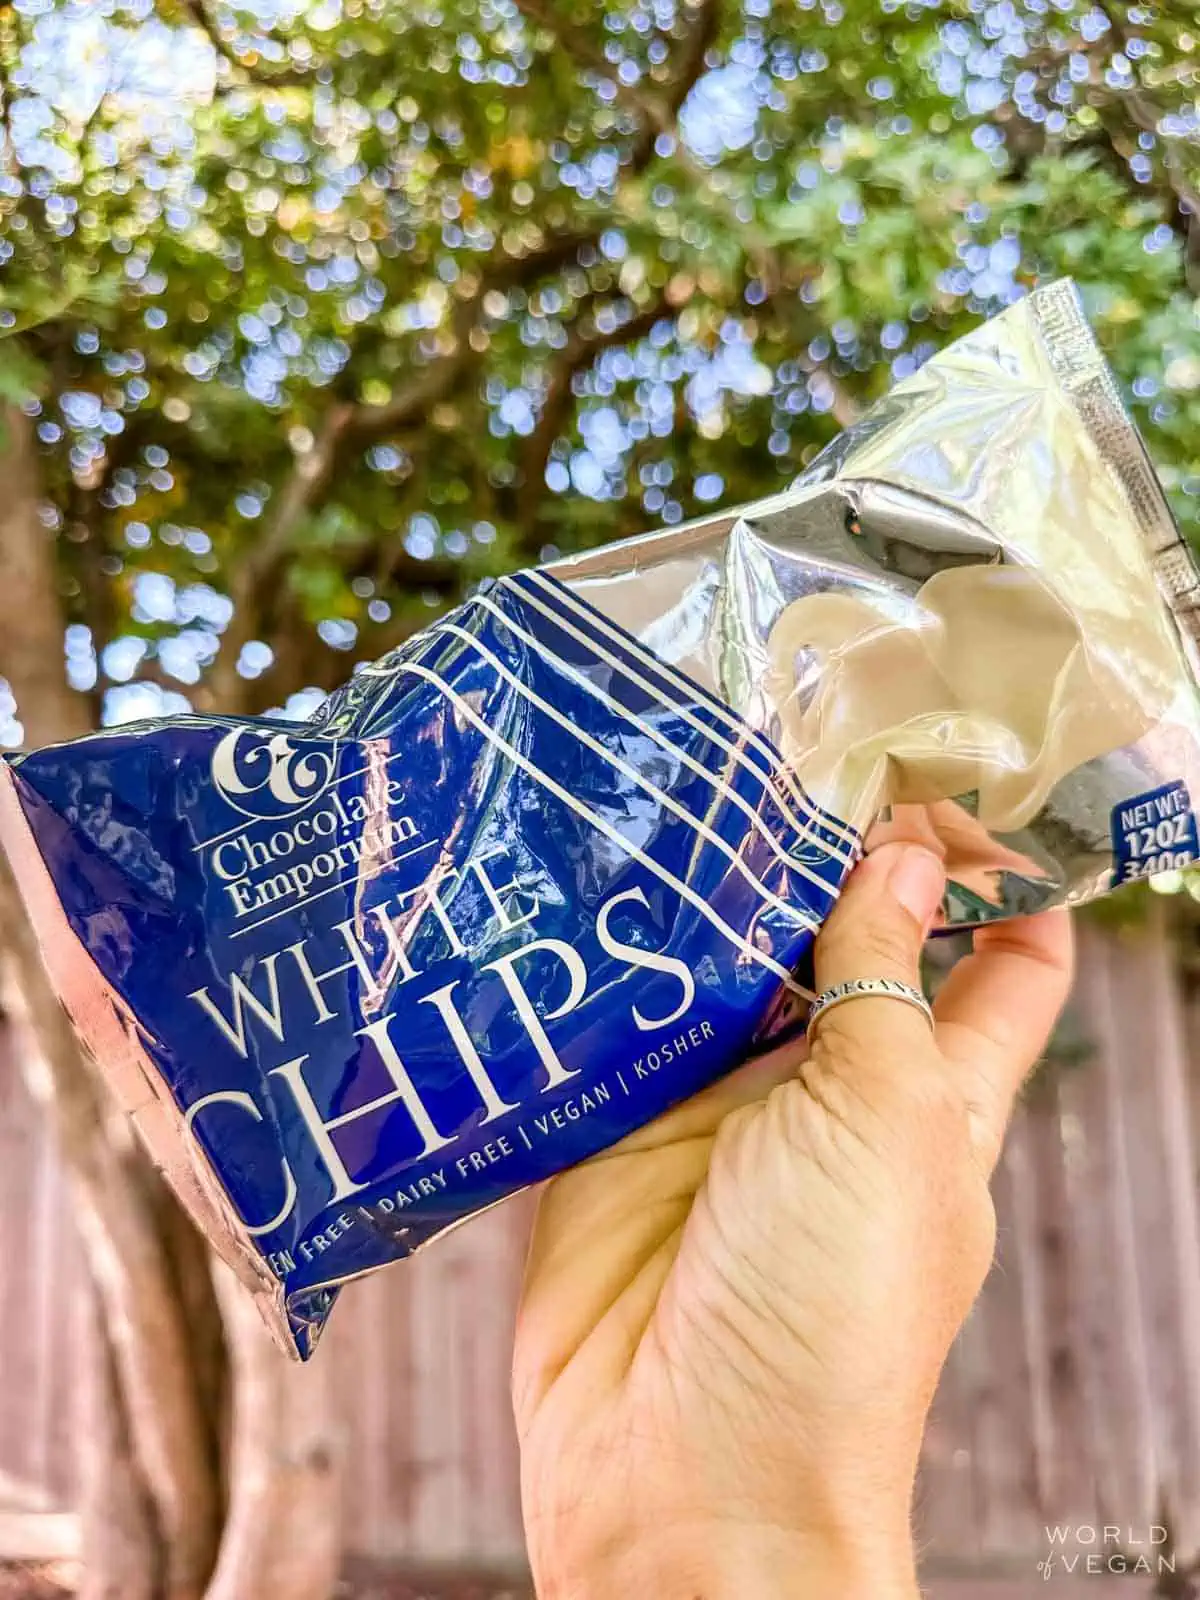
[
  {"left": 7, "top": 284, "right": 1198, "bottom": 1355},
  {"left": 0, "top": 570, "right": 854, "bottom": 1355}
]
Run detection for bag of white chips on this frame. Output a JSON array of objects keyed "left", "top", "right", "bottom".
[
  {"left": 2, "top": 277, "right": 1195, "bottom": 1354},
  {"left": 550, "top": 276, "right": 1200, "bottom": 922}
]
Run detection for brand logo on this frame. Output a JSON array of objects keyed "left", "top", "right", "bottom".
[
  {"left": 211, "top": 727, "right": 337, "bottom": 821},
  {"left": 1038, "top": 1525, "right": 1174, "bottom": 1582}
]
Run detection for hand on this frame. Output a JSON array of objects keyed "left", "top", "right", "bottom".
[{"left": 512, "top": 841, "right": 1073, "bottom": 1599}]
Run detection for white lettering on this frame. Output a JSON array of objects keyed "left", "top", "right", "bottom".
[
  {"left": 271, "top": 1019, "right": 452, "bottom": 1203},
  {"left": 394, "top": 869, "right": 467, "bottom": 955},
  {"left": 188, "top": 954, "right": 288, "bottom": 1058},
  {"left": 286, "top": 924, "right": 377, "bottom": 1022},
  {"left": 212, "top": 839, "right": 246, "bottom": 881},
  {"left": 224, "top": 878, "right": 257, "bottom": 916},
  {"left": 469, "top": 844, "right": 540, "bottom": 934},
  {"left": 369, "top": 897, "right": 421, "bottom": 982},
  {"left": 596, "top": 887, "right": 695, "bottom": 1029},
  {"left": 418, "top": 978, "right": 516, "bottom": 1121},
  {"left": 483, "top": 937, "right": 586, "bottom": 1090}
]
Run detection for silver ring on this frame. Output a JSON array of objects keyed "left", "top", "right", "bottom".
[{"left": 807, "top": 977, "right": 934, "bottom": 1034}]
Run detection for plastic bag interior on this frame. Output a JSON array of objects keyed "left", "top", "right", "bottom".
[
  {"left": 3, "top": 278, "right": 1198, "bottom": 1357},
  {"left": 548, "top": 277, "right": 1200, "bottom": 923}
]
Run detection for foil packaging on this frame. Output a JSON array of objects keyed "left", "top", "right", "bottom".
[{"left": 3, "top": 278, "right": 1197, "bottom": 1356}]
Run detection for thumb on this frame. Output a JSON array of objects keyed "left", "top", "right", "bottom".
[{"left": 809, "top": 842, "right": 946, "bottom": 1058}]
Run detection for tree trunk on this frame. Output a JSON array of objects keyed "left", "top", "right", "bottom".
[
  {"left": 205, "top": 1265, "right": 341, "bottom": 1600},
  {"left": 0, "top": 398, "right": 223, "bottom": 1597},
  {"left": 0, "top": 396, "right": 342, "bottom": 1600},
  {"left": 79, "top": 1308, "right": 161, "bottom": 1600},
  {"left": 0, "top": 404, "right": 92, "bottom": 745},
  {"left": 0, "top": 855, "right": 224, "bottom": 1600}
]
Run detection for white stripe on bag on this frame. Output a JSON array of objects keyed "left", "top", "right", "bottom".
[
  {"left": 514, "top": 569, "right": 859, "bottom": 857},
  {"left": 452, "top": 593, "right": 845, "bottom": 902},
  {"left": 489, "top": 579, "right": 855, "bottom": 866},
  {"left": 432, "top": 618, "right": 834, "bottom": 923},
  {"left": 393, "top": 659, "right": 815, "bottom": 998}
]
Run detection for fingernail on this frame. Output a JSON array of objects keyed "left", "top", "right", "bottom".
[{"left": 883, "top": 844, "right": 946, "bottom": 930}]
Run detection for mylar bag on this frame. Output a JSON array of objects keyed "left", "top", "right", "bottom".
[{"left": 5, "top": 280, "right": 1199, "bottom": 1355}]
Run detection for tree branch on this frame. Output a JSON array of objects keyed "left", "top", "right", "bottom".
[
  {"left": 0, "top": 402, "right": 92, "bottom": 744},
  {"left": 341, "top": 301, "right": 479, "bottom": 447},
  {"left": 0, "top": 403, "right": 222, "bottom": 1597},
  {"left": 514, "top": 0, "right": 792, "bottom": 290},
  {"left": 197, "top": 0, "right": 815, "bottom": 708},
  {"left": 63, "top": 417, "right": 145, "bottom": 708},
  {"left": 198, "top": 218, "right": 637, "bottom": 709},
  {"left": 202, "top": 402, "right": 355, "bottom": 712},
  {"left": 1073, "top": 4, "right": 1200, "bottom": 290},
  {"left": 513, "top": 0, "right": 674, "bottom": 136},
  {"left": 1002, "top": 5, "right": 1200, "bottom": 290},
  {"left": 485, "top": 223, "right": 612, "bottom": 292},
  {"left": 513, "top": 0, "right": 720, "bottom": 138},
  {"left": 236, "top": 596, "right": 441, "bottom": 716},
  {"left": 515, "top": 293, "right": 673, "bottom": 541},
  {"left": 0, "top": 73, "right": 14, "bottom": 181},
  {"left": 178, "top": 0, "right": 311, "bottom": 88}
]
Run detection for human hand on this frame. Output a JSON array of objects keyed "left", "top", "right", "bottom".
[{"left": 512, "top": 841, "right": 1073, "bottom": 1599}]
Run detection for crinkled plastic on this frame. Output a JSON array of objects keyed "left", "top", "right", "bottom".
[{"left": 4, "top": 279, "right": 1199, "bottom": 1356}]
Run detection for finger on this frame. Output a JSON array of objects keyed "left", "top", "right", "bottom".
[
  {"left": 933, "top": 908, "right": 1074, "bottom": 1168},
  {"left": 810, "top": 841, "right": 946, "bottom": 1060}
]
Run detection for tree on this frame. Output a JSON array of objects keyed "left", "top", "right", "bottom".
[{"left": 1, "top": 1, "right": 1198, "bottom": 1594}]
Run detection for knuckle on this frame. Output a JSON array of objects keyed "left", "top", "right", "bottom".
[
  {"left": 808, "top": 1004, "right": 886, "bottom": 1066},
  {"left": 855, "top": 915, "right": 919, "bottom": 975},
  {"left": 820, "top": 910, "right": 915, "bottom": 981}
]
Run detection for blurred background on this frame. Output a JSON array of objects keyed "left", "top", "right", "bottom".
[{"left": 1, "top": 1, "right": 1199, "bottom": 1596}]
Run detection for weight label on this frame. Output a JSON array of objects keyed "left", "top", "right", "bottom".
[{"left": 1112, "top": 781, "right": 1198, "bottom": 883}]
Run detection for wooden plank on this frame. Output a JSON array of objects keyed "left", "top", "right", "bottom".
[
  {"left": 331, "top": 1269, "right": 389, "bottom": 1559},
  {"left": 454, "top": 1233, "right": 487, "bottom": 1564},
  {"left": 0, "top": 1025, "right": 86, "bottom": 1511},
  {"left": 0, "top": 1031, "right": 49, "bottom": 1499},
  {"left": 333, "top": 1200, "right": 529, "bottom": 1566},
  {"left": 924, "top": 1581, "right": 1154, "bottom": 1599},
  {"left": 497, "top": 1196, "right": 533, "bottom": 1559},
  {"left": 463, "top": 1198, "right": 530, "bottom": 1567},
  {"left": 408, "top": 1227, "right": 470, "bottom": 1563},
  {"left": 961, "top": 1132, "right": 1041, "bottom": 1557},
  {"left": 917, "top": 1324, "right": 981, "bottom": 1567},
  {"left": 995, "top": 1115, "right": 1056, "bottom": 1520},
  {"left": 27, "top": 1113, "right": 68, "bottom": 1505},
  {"left": 377, "top": 1246, "right": 420, "bottom": 1563},
  {"left": 363, "top": 1269, "right": 397, "bottom": 1560},
  {"left": 1139, "top": 908, "right": 1200, "bottom": 1557},
  {"left": 63, "top": 1271, "right": 88, "bottom": 1509},
  {"left": 1017, "top": 1076, "right": 1096, "bottom": 1530},
  {"left": 0, "top": 1510, "right": 81, "bottom": 1561},
  {"left": 1185, "top": 989, "right": 1200, "bottom": 1186},
  {"left": 1056, "top": 924, "right": 1158, "bottom": 1528},
  {"left": 326, "top": 1281, "right": 363, "bottom": 1553},
  {"left": 1103, "top": 912, "right": 1200, "bottom": 1557}
]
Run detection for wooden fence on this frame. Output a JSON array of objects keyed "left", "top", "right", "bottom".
[
  {"left": 919, "top": 910, "right": 1200, "bottom": 1589},
  {"left": 4, "top": 909, "right": 1200, "bottom": 1593}
]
